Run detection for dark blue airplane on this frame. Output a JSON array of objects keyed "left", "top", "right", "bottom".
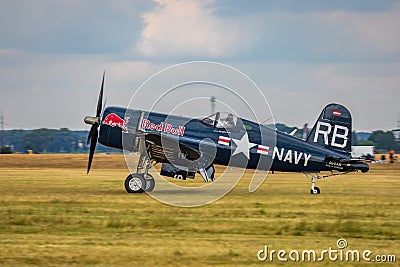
[{"left": 84, "top": 73, "right": 369, "bottom": 194}]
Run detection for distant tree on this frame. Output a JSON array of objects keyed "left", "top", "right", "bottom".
[
  {"left": 275, "top": 123, "right": 293, "bottom": 133},
  {"left": 47, "top": 128, "right": 79, "bottom": 153},
  {"left": 275, "top": 123, "right": 303, "bottom": 138},
  {"left": 358, "top": 140, "right": 375, "bottom": 146},
  {"left": 368, "top": 131, "right": 400, "bottom": 151},
  {"left": 355, "top": 132, "right": 371, "bottom": 141},
  {"left": 352, "top": 131, "right": 359, "bottom": 146},
  {"left": 0, "top": 146, "right": 13, "bottom": 154},
  {"left": 21, "top": 128, "right": 55, "bottom": 153},
  {"left": 2, "top": 128, "right": 120, "bottom": 153},
  {"left": 1, "top": 130, "right": 25, "bottom": 152}
]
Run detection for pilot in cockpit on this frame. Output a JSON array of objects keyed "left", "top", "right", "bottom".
[{"left": 225, "top": 113, "right": 236, "bottom": 128}]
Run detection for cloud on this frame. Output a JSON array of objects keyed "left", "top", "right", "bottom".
[
  {"left": 0, "top": 1, "right": 147, "bottom": 55},
  {"left": 135, "top": 0, "right": 400, "bottom": 62},
  {"left": 213, "top": 0, "right": 399, "bottom": 15},
  {"left": 288, "top": 3, "right": 400, "bottom": 60},
  {"left": 0, "top": 51, "right": 163, "bottom": 129},
  {"left": 0, "top": 48, "right": 18, "bottom": 56},
  {"left": 1, "top": 1, "right": 399, "bottom": 131},
  {"left": 238, "top": 61, "right": 400, "bottom": 131},
  {"left": 346, "top": 6, "right": 400, "bottom": 55},
  {"left": 135, "top": 0, "right": 253, "bottom": 58},
  {"left": 245, "top": 3, "right": 400, "bottom": 62}
]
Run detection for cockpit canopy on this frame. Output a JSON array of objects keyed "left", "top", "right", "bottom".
[{"left": 201, "top": 112, "right": 238, "bottom": 129}]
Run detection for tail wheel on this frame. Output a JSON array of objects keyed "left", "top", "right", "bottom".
[
  {"left": 310, "top": 187, "right": 320, "bottom": 195},
  {"left": 125, "top": 174, "right": 146, "bottom": 193}
]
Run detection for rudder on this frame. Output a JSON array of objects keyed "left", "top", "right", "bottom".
[{"left": 306, "top": 103, "right": 352, "bottom": 155}]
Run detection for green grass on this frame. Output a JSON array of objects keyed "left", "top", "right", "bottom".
[{"left": 0, "top": 155, "right": 399, "bottom": 266}]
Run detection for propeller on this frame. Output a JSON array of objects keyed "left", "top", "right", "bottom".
[{"left": 84, "top": 71, "right": 105, "bottom": 174}]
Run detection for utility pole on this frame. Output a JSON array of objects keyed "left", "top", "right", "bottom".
[
  {"left": 210, "top": 96, "right": 216, "bottom": 114},
  {"left": 397, "top": 113, "right": 400, "bottom": 128},
  {"left": 0, "top": 110, "right": 4, "bottom": 148}
]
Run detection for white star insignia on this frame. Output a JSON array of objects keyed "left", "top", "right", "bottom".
[{"left": 231, "top": 132, "right": 257, "bottom": 160}]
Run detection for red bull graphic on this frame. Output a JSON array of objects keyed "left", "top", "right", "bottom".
[
  {"left": 141, "top": 119, "right": 185, "bottom": 136},
  {"left": 102, "top": 113, "right": 129, "bottom": 132}
]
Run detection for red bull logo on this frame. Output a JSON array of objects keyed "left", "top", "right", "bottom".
[
  {"left": 141, "top": 119, "right": 185, "bottom": 136},
  {"left": 102, "top": 113, "right": 129, "bottom": 132}
]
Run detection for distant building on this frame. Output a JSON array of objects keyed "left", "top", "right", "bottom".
[
  {"left": 351, "top": 146, "right": 375, "bottom": 160},
  {"left": 355, "top": 132, "right": 371, "bottom": 141}
]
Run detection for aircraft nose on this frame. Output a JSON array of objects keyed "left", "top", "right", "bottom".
[{"left": 84, "top": 116, "right": 99, "bottom": 125}]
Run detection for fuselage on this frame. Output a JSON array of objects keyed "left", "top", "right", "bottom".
[{"left": 98, "top": 106, "right": 369, "bottom": 174}]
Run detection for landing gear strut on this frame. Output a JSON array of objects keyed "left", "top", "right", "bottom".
[
  {"left": 304, "top": 171, "right": 354, "bottom": 195},
  {"left": 125, "top": 151, "right": 155, "bottom": 193}
]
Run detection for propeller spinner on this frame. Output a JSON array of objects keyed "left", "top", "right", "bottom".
[{"left": 84, "top": 71, "right": 105, "bottom": 174}]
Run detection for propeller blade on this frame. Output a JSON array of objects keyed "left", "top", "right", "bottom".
[
  {"left": 86, "top": 71, "right": 105, "bottom": 174},
  {"left": 87, "top": 123, "right": 97, "bottom": 145},
  {"left": 96, "top": 71, "right": 105, "bottom": 117},
  {"left": 87, "top": 124, "right": 98, "bottom": 174},
  {"left": 100, "top": 97, "right": 107, "bottom": 119}
]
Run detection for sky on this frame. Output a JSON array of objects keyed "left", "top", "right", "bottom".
[{"left": 1, "top": 0, "right": 400, "bottom": 132}]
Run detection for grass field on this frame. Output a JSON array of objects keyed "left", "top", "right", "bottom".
[{"left": 0, "top": 154, "right": 399, "bottom": 266}]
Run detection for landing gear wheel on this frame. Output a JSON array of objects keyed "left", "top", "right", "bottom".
[
  {"left": 125, "top": 174, "right": 146, "bottom": 193},
  {"left": 310, "top": 186, "right": 320, "bottom": 195},
  {"left": 144, "top": 174, "right": 155, "bottom": 192}
]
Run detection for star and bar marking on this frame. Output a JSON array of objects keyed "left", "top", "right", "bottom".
[
  {"left": 217, "top": 134, "right": 311, "bottom": 166},
  {"left": 218, "top": 133, "right": 269, "bottom": 160}
]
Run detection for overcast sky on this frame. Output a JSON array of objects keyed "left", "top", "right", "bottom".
[{"left": 1, "top": 0, "right": 399, "bottom": 132}]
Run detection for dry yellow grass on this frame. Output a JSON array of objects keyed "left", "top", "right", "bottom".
[{"left": 0, "top": 154, "right": 399, "bottom": 266}]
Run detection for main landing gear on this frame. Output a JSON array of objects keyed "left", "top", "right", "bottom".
[{"left": 125, "top": 151, "right": 155, "bottom": 193}]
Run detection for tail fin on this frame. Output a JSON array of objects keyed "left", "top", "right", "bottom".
[{"left": 306, "top": 103, "right": 352, "bottom": 155}]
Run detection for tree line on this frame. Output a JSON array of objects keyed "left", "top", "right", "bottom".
[
  {"left": 0, "top": 128, "right": 116, "bottom": 154},
  {"left": 0, "top": 126, "right": 399, "bottom": 154}
]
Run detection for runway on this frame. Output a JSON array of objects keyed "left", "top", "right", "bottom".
[{"left": 0, "top": 154, "right": 398, "bottom": 266}]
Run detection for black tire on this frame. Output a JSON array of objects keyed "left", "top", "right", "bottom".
[
  {"left": 125, "top": 174, "right": 146, "bottom": 193},
  {"left": 144, "top": 174, "right": 155, "bottom": 192},
  {"left": 310, "top": 186, "right": 320, "bottom": 195}
]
